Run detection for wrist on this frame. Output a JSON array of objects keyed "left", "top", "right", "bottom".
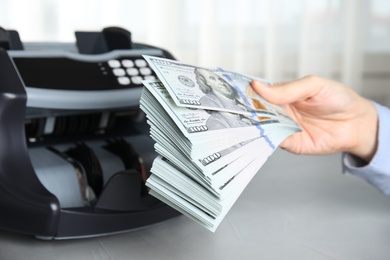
[{"left": 348, "top": 99, "right": 379, "bottom": 163}]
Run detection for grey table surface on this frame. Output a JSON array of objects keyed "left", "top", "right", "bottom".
[{"left": 0, "top": 150, "right": 389, "bottom": 260}]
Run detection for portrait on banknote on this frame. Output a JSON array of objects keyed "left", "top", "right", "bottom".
[{"left": 194, "top": 68, "right": 253, "bottom": 112}]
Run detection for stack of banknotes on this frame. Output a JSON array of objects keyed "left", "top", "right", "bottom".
[{"left": 140, "top": 55, "right": 301, "bottom": 232}]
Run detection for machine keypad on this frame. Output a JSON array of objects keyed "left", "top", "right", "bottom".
[{"left": 106, "top": 57, "right": 155, "bottom": 86}]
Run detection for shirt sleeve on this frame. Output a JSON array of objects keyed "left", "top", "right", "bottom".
[{"left": 343, "top": 102, "right": 390, "bottom": 196}]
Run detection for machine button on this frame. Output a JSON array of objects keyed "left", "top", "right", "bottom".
[
  {"left": 140, "top": 67, "right": 152, "bottom": 75},
  {"left": 126, "top": 68, "right": 139, "bottom": 76},
  {"left": 117, "top": 76, "right": 131, "bottom": 85},
  {"left": 135, "top": 59, "right": 147, "bottom": 67},
  {"left": 108, "top": 60, "right": 121, "bottom": 68},
  {"left": 144, "top": 75, "right": 156, "bottom": 81},
  {"left": 122, "top": 59, "right": 134, "bottom": 67},
  {"left": 113, "top": 68, "right": 126, "bottom": 76},
  {"left": 131, "top": 76, "right": 143, "bottom": 85}
]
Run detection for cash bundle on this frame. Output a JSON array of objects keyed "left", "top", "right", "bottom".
[{"left": 140, "top": 56, "right": 301, "bottom": 232}]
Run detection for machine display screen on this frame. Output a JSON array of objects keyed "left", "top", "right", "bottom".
[{"left": 13, "top": 56, "right": 154, "bottom": 91}]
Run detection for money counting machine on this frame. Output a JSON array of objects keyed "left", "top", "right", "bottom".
[{"left": 0, "top": 27, "right": 179, "bottom": 239}]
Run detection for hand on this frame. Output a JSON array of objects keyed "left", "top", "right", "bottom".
[{"left": 251, "top": 75, "right": 379, "bottom": 162}]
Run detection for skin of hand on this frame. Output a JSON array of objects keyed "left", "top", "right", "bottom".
[{"left": 251, "top": 75, "right": 379, "bottom": 163}]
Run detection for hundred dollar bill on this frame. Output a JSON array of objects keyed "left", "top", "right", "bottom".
[
  {"left": 139, "top": 60, "right": 303, "bottom": 232},
  {"left": 215, "top": 70, "right": 293, "bottom": 121},
  {"left": 147, "top": 122, "right": 296, "bottom": 232},
  {"left": 151, "top": 122, "right": 262, "bottom": 177},
  {"left": 143, "top": 55, "right": 293, "bottom": 121},
  {"left": 140, "top": 80, "right": 300, "bottom": 157},
  {"left": 144, "top": 99, "right": 272, "bottom": 186},
  {"left": 145, "top": 100, "right": 263, "bottom": 175},
  {"left": 141, "top": 87, "right": 263, "bottom": 158},
  {"left": 153, "top": 137, "right": 273, "bottom": 191},
  {"left": 146, "top": 152, "right": 268, "bottom": 232}
]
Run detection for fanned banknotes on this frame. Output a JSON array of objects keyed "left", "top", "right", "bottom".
[
  {"left": 140, "top": 56, "right": 301, "bottom": 232},
  {"left": 143, "top": 55, "right": 291, "bottom": 119}
]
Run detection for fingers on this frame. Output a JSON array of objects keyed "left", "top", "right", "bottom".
[{"left": 251, "top": 75, "right": 325, "bottom": 105}]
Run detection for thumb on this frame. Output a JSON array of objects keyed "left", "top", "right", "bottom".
[{"left": 251, "top": 75, "right": 323, "bottom": 105}]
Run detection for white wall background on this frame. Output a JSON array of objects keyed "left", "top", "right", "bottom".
[{"left": 1, "top": 0, "right": 390, "bottom": 105}]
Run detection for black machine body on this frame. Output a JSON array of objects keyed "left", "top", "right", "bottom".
[{"left": 0, "top": 26, "right": 179, "bottom": 240}]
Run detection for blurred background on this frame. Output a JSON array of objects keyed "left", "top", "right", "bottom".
[{"left": 1, "top": 0, "right": 389, "bottom": 105}]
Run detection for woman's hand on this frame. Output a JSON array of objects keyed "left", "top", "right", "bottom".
[{"left": 251, "top": 75, "right": 379, "bottom": 162}]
